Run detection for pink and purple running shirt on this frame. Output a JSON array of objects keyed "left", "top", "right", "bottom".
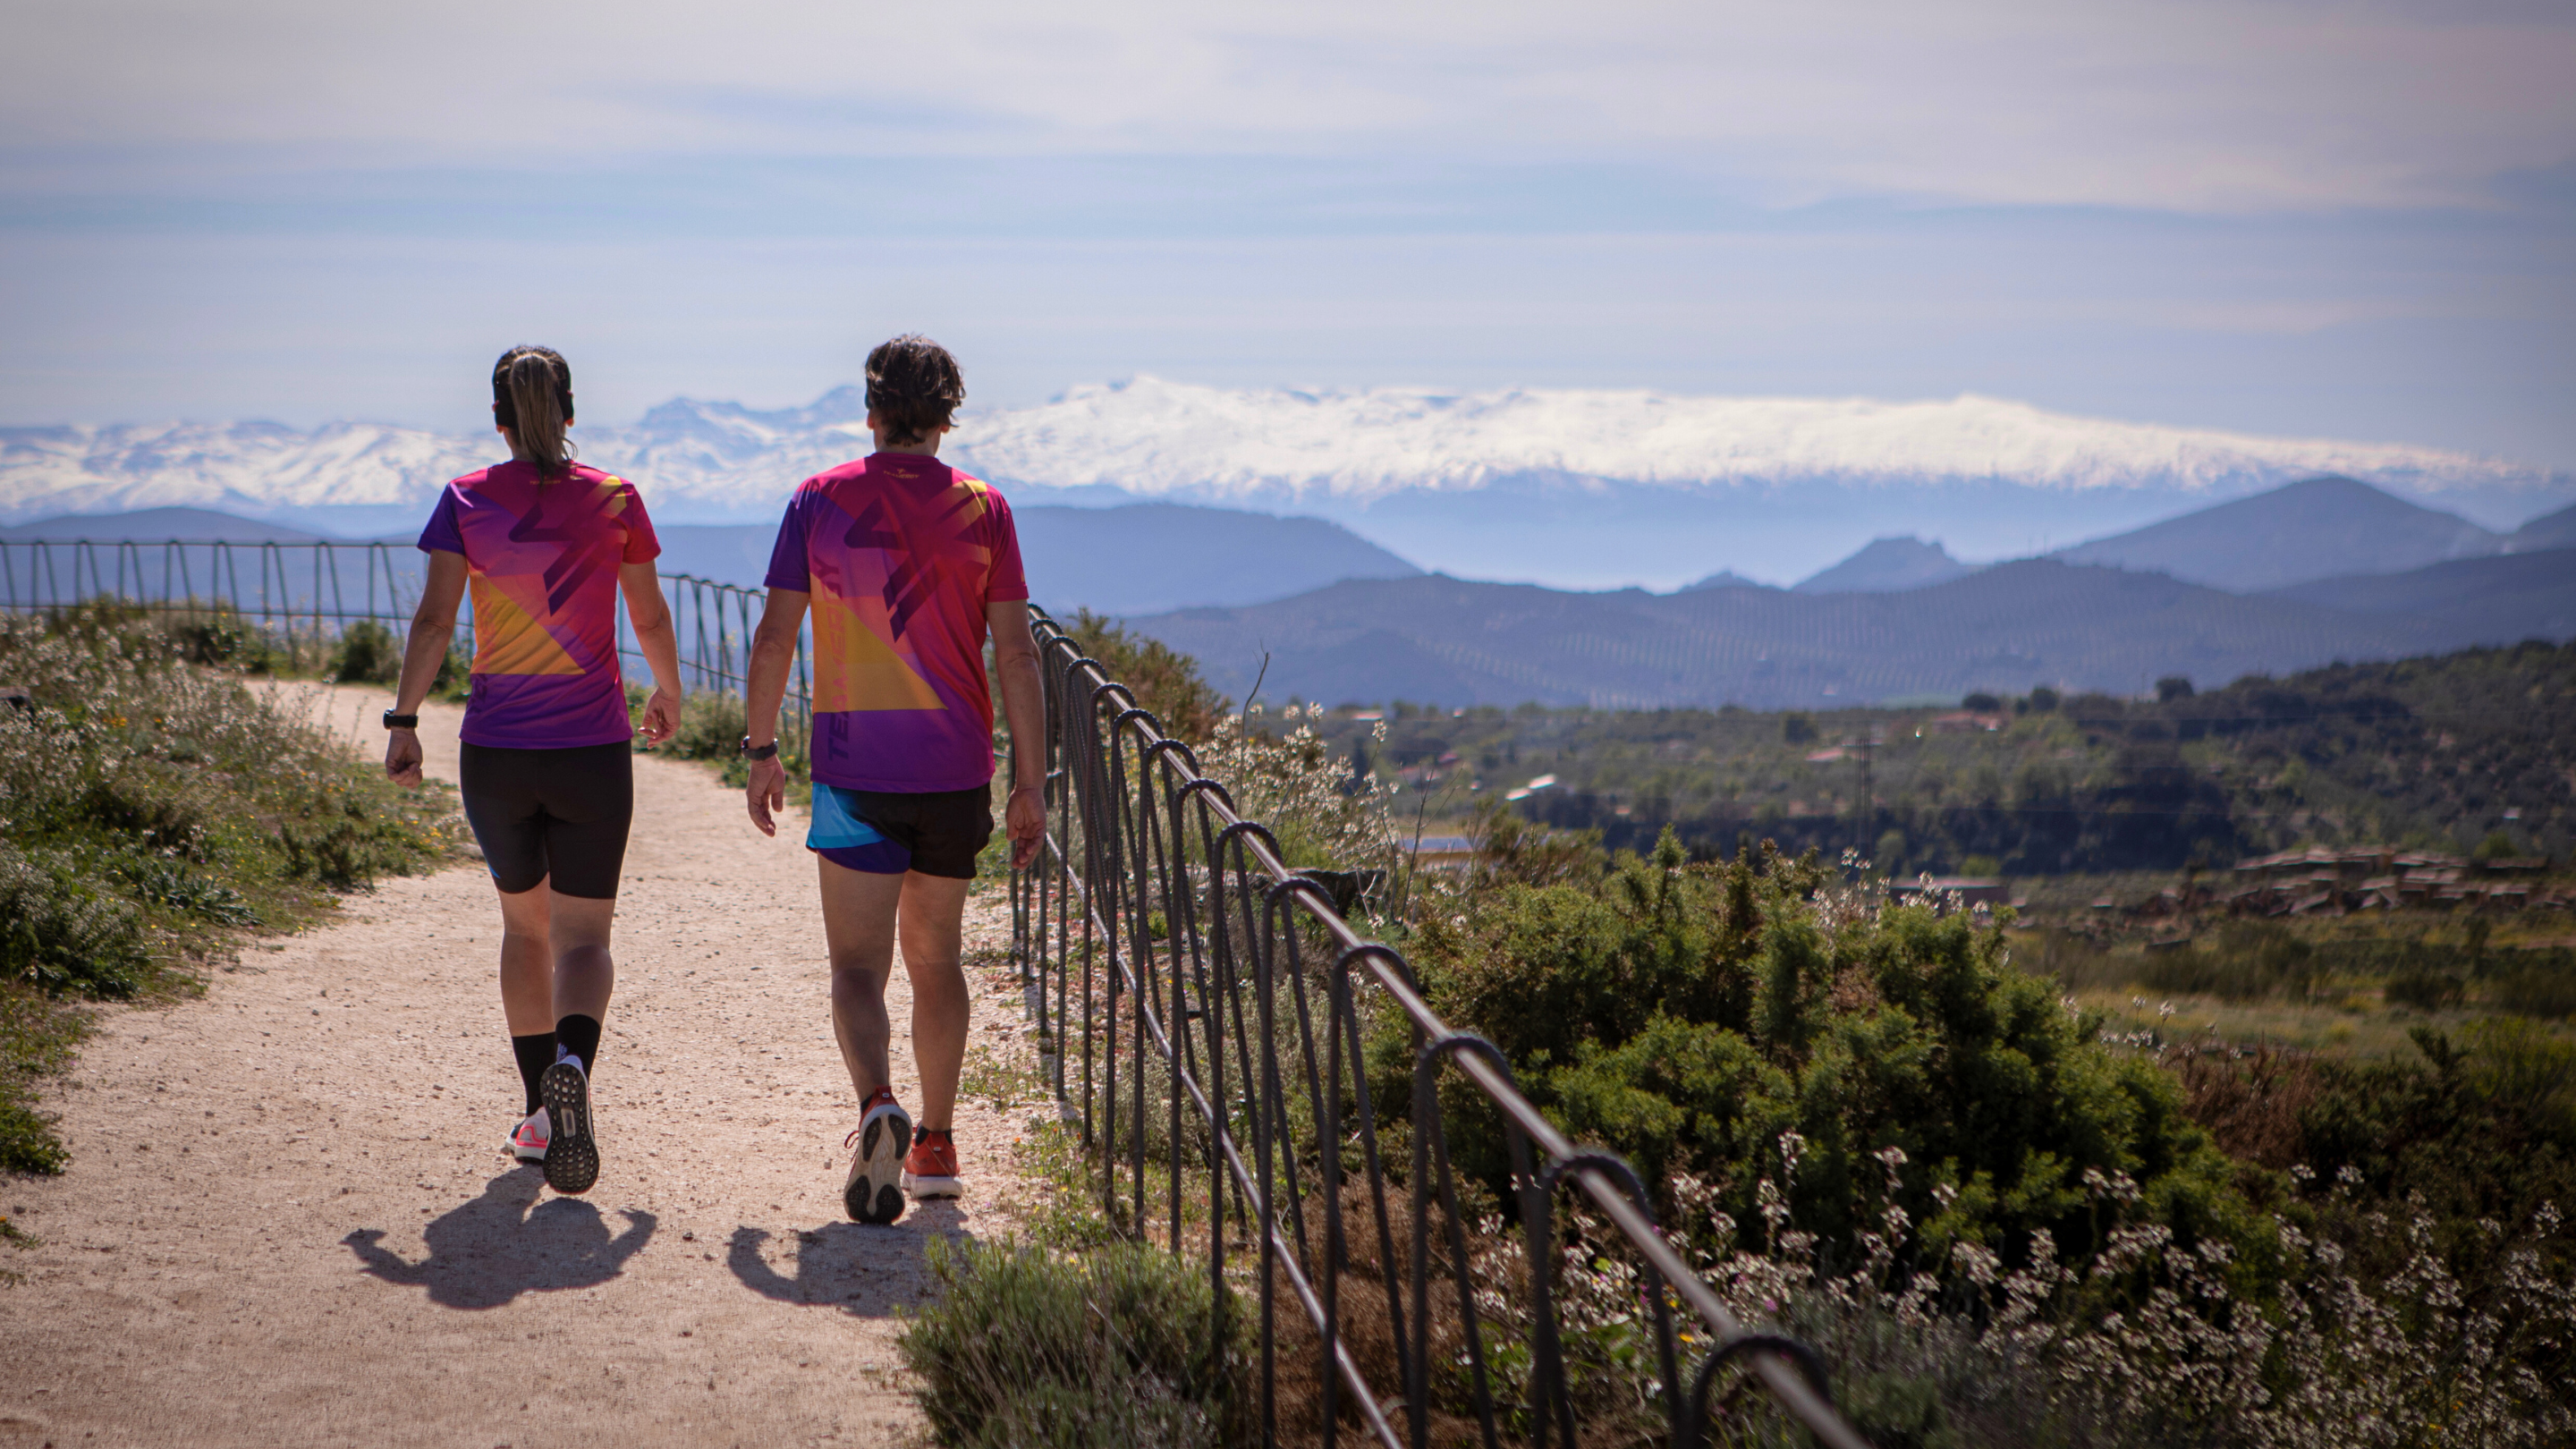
[
  {"left": 417, "top": 461, "right": 662, "bottom": 750},
  {"left": 763, "top": 452, "right": 1030, "bottom": 792}
]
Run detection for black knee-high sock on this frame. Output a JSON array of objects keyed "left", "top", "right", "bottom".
[
  {"left": 555, "top": 1013, "right": 603, "bottom": 1077},
  {"left": 511, "top": 1032, "right": 556, "bottom": 1116}
]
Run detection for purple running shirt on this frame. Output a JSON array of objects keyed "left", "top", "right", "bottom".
[
  {"left": 417, "top": 461, "right": 661, "bottom": 750},
  {"left": 763, "top": 453, "right": 1030, "bottom": 792}
]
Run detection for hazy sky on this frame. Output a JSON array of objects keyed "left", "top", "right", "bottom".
[{"left": 4, "top": 0, "right": 2572, "bottom": 466}]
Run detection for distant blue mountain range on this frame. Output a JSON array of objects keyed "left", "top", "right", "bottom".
[
  {"left": 9, "top": 476, "right": 2571, "bottom": 708},
  {"left": 0, "top": 501, "right": 1419, "bottom": 617}
]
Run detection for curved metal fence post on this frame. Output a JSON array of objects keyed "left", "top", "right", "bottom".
[
  {"left": 1685, "top": 1334, "right": 1833, "bottom": 1446},
  {"left": 1411, "top": 1032, "right": 1515, "bottom": 1449},
  {"left": 1540, "top": 1152, "right": 1685, "bottom": 1447}
]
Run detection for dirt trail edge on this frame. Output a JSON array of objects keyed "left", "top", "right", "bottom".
[{"left": 3, "top": 683, "right": 1051, "bottom": 1449}]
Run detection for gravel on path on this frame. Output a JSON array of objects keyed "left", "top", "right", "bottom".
[{"left": 1, "top": 683, "right": 1049, "bottom": 1449}]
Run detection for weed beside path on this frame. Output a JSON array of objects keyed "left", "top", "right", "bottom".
[
  {"left": 2, "top": 681, "right": 1046, "bottom": 1448},
  {"left": 1, "top": 612, "right": 454, "bottom": 1174}
]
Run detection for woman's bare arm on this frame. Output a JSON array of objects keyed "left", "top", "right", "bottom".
[{"left": 385, "top": 551, "right": 468, "bottom": 788}]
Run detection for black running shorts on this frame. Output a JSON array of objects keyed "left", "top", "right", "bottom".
[
  {"left": 458, "top": 741, "right": 635, "bottom": 899},
  {"left": 808, "top": 783, "right": 994, "bottom": 880}
]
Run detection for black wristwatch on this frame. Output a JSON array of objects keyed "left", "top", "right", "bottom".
[
  {"left": 382, "top": 710, "right": 419, "bottom": 730},
  {"left": 739, "top": 736, "right": 778, "bottom": 761}
]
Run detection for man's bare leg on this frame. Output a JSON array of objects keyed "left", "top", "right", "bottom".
[
  {"left": 895, "top": 871, "right": 972, "bottom": 1131},
  {"left": 819, "top": 860, "right": 972, "bottom": 1120},
  {"left": 820, "top": 860, "right": 906, "bottom": 1100}
]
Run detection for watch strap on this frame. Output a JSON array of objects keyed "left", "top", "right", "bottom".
[
  {"left": 382, "top": 710, "right": 419, "bottom": 730},
  {"left": 739, "top": 736, "right": 779, "bottom": 761}
]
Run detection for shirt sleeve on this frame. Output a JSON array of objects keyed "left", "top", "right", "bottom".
[
  {"left": 416, "top": 486, "right": 464, "bottom": 555},
  {"left": 617, "top": 481, "right": 662, "bottom": 564},
  {"left": 763, "top": 489, "right": 814, "bottom": 592},
  {"left": 982, "top": 489, "right": 1030, "bottom": 604}
]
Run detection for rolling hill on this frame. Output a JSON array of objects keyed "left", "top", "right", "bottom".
[
  {"left": 1124, "top": 561, "right": 2537, "bottom": 710},
  {"left": 1792, "top": 537, "right": 1972, "bottom": 593},
  {"left": 650, "top": 503, "right": 1420, "bottom": 613},
  {"left": 2262, "top": 547, "right": 2576, "bottom": 642},
  {"left": 0, "top": 501, "right": 1422, "bottom": 617},
  {"left": 2049, "top": 476, "right": 2502, "bottom": 591},
  {"left": 0, "top": 505, "right": 333, "bottom": 544},
  {"left": 2512, "top": 501, "right": 2576, "bottom": 552}
]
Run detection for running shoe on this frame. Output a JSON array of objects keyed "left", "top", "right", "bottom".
[
  {"left": 843, "top": 1087, "right": 911, "bottom": 1224},
  {"left": 538, "top": 1056, "right": 598, "bottom": 1195},
  {"left": 901, "top": 1126, "right": 962, "bottom": 1199},
  {"left": 508, "top": 1107, "right": 550, "bottom": 1164}
]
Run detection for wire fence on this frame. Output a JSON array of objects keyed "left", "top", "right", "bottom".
[
  {"left": 0, "top": 537, "right": 810, "bottom": 735},
  {"left": 1008, "top": 604, "right": 1866, "bottom": 1449}
]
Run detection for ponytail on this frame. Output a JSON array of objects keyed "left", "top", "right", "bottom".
[{"left": 491, "top": 345, "right": 576, "bottom": 476}]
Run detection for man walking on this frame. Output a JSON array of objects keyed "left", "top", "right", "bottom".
[{"left": 741, "top": 335, "right": 1046, "bottom": 1224}]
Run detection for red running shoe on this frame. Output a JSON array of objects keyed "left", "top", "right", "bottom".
[{"left": 902, "top": 1126, "right": 962, "bottom": 1199}]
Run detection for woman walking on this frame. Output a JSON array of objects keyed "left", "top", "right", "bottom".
[{"left": 384, "top": 344, "right": 684, "bottom": 1195}]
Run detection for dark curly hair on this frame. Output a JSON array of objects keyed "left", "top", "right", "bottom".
[{"left": 865, "top": 335, "right": 965, "bottom": 447}]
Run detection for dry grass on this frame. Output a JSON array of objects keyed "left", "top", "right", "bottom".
[{"left": 2072, "top": 987, "right": 2576, "bottom": 1060}]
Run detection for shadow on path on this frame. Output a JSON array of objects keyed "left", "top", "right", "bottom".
[
  {"left": 726, "top": 1202, "right": 971, "bottom": 1317},
  {"left": 343, "top": 1166, "right": 657, "bottom": 1309}
]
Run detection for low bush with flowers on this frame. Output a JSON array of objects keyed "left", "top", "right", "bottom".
[{"left": 0, "top": 605, "right": 454, "bottom": 1172}]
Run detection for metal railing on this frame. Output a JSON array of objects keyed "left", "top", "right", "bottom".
[
  {"left": 0, "top": 538, "right": 810, "bottom": 734},
  {"left": 1008, "top": 604, "right": 1864, "bottom": 1449}
]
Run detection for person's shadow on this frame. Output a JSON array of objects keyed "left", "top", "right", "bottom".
[
  {"left": 343, "top": 1165, "right": 656, "bottom": 1309},
  {"left": 726, "top": 1201, "right": 970, "bottom": 1317}
]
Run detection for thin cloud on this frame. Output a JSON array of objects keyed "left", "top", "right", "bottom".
[{"left": 4, "top": 0, "right": 2571, "bottom": 210}]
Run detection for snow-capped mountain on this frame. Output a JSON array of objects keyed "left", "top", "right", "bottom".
[
  {"left": 949, "top": 377, "right": 2555, "bottom": 505},
  {"left": 7, "top": 377, "right": 2566, "bottom": 589},
  {"left": 0, "top": 419, "right": 493, "bottom": 530}
]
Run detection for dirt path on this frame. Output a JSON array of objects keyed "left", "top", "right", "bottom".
[{"left": 2, "top": 684, "right": 1050, "bottom": 1449}]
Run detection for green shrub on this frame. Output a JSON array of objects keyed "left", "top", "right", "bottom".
[
  {"left": 898, "top": 1238, "right": 1250, "bottom": 1449},
  {"left": 2384, "top": 967, "right": 2464, "bottom": 1013},
  {"left": 115, "top": 856, "right": 256, "bottom": 926},
  {"left": 2274, "top": 1025, "right": 2576, "bottom": 1293},
  {"left": 164, "top": 603, "right": 267, "bottom": 668},
  {"left": 2492, "top": 950, "right": 2576, "bottom": 1020},
  {"left": 0, "top": 843, "right": 149, "bottom": 996},
  {"left": 431, "top": 637, "right": 471, "bottom": 700},
  {"left": 2459, "top": 1017, "right": 2576, "bottom": 1142},
  {"left": 666, "top": 690, "right": 748, "bottom": 760},
  {"left": 1730, "top": 1292, "right": 2123, "bottom": 1448},
  {"left": 0, "top": 610, "right": 453, "bottom": 1171},
  {"left": 275, "top": 797, "right": 436, "bottom": 888},
  {"left": 0, "top": 983, "right": 84, "bottom": 1174},
  {"left": 1402, "top": 831, "right": 2260, "bottom": 1282},
  {"left": 1061, "top": 609, "right": 1228, "bottom": 742},
  {"left": 330, "top": 620, "right": 402, "bottom": 683}
]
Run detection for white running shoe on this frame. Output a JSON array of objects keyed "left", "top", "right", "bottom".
[
  {"left": 843, "top": 1088, "right": 911, "bottom": 1224},
  {"left": 508, "top": 1107, "right": 550, "bottom": 1163}
]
